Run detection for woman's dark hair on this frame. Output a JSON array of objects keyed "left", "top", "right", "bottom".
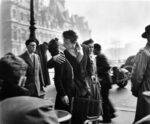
[
  {"left": 48, "top": 38, "right": 59, "bottom": 56},
  {"left": 62, "top": 30, "right": 78, "bottom": 44},
  {"left": 82, "top": 38, "right": 94, "bottom": 45}
]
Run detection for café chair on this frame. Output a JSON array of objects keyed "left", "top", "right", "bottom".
[{"left": 55, "top": 109, "right": 72, "bottom": 123}]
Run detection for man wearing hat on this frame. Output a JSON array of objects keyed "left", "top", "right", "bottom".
[
  {"left": 131, "top": 25, "right": 150, "bottom": 124},
  {"left": 20, "top": 39, "right": 45, "bottom": 98}
]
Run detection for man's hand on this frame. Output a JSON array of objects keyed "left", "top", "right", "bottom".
[
  {"left": 61, "top": 95, "right": 69, "bottom": 105},
  {"left": 53, "top": 53, "right": 65, "bottom": 64},
  {"left": 18, "top": 76, "right": 26, "bottom": 87}
]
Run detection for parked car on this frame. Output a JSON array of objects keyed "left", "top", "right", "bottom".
[
  {"left": 110, "top": 66, "right": 131, "bottom": 88},
  {"left": 110, "top": 55, "right": 135, "bottom": 88},
  {"left": 121, "top": 55, "right": 135, "bottom": 73}
]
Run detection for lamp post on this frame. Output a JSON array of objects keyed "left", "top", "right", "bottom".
[{"left": 28, "top": 0, "right": 39, "bottom": 45}]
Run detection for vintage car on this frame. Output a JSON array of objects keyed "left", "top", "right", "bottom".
[
  {"left": 110, "top": 55, "right": 135, "bottom": 88},
  {"left": 120, "top": 55, "right": 135, "bottom": 73}
]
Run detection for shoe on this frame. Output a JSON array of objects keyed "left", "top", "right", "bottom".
[
  {"left": 110, "top": 113, "right": 116, "bottom": 119},
  {"left": 99, "top": 119, "right": 111, "bottom": 123}
]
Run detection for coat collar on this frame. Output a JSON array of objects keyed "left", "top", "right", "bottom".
[{"left": 24, "top": 51, "right": 34, "bottom": 67}]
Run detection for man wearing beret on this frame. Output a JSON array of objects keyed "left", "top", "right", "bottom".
[
  {"left": 20, "top": 39, "right": 45, "bottom": 98},
  {"left": 0, "top": 53, "right": 30, "bottom": 100}
]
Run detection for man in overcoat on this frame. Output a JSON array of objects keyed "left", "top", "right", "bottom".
[
  {"left": 94, "top": 43, "right": 115, "bottom": 123},
  {"left": 131, "top": 25, "right": 150, "bottom": 124}
]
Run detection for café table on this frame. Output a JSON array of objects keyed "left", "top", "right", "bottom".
[{"left": 55, "top": 109, "right": 72, "bottom": 123}]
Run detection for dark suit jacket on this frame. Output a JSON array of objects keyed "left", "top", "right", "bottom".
[
  {"left": 20, "top": 51, "right": 45, "bottom": 97},
  {"left": 47, "top": 59, "right": 75, "bottom": 111},
  {"left": 64, "top": 44, "right": 92, "bottom": 97},
  {"left": 96, "top": 54, "right": 111, "bottom": 89}
]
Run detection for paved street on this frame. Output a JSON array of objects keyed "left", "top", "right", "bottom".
[
  {"left": 45, "top": 80, "right": 137, "bottom": 124},
  {"left": 108, "top": 81, "right": 136, "bottom": 124},
  {"left": 110, "top": 81, "right": 137, "bottom": 111}
]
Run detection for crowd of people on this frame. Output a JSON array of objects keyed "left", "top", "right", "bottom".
[{"left": 1, "top": 25, "right": 150, "bottom": 124}]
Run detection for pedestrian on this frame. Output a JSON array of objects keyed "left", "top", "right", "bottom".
[
  {"left": 19, "top": 38, "right": 45, "bottom": 98},
  {"left": 82, "top": 39, "right": 102, "bottom": 100},
  {"left": 131, "top": 25, "right": 150, "bottom": 124},
  {"left": 0, "top": 53, "right": 30, "bottom": 101},
  {"left": 36, "top": 42, "right": 51, "bottom": 87},
  {"left": 94, "top": 43, "right": 116, "bottom": 123},
  {"left": 47, "top": 38, "right": 76, "bottom": 112}
]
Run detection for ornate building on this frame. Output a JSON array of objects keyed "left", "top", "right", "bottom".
[
  {"left": 1, "top": 0, "right": 91, "bottom": 56},
  {"left": 0, "top": 0, "right": 2, "bottom": 57}
]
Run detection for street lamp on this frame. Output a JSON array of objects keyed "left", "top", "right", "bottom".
[{"left": 28, "top": 0, "right": 39, "bottom": 45}]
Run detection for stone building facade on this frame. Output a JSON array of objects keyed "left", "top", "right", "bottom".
[{"left": 1, "top": 0, "right": 91, "bottom": 56}]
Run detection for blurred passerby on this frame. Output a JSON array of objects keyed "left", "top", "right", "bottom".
[
  {"left": 131, "top": 25, "right": 150, "bottom": 124},
  {"left": 19, "top": 39, "right": 45, "bottom": 98},
  {"left": 94, "top": 43, "right": 116, "bottom": 123},
  {"left": 0, "top": 53, "right": 30, "bottom": 101}
]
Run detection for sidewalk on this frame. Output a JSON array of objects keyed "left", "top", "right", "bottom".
[
  {"left": 45, "top": 84, "right": 135, "bottom": 124},
  {"left": 110, "top": 108, "right": 135, "bottom": 124}
]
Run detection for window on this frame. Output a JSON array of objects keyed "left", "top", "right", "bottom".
[
  {"left": 21, "top": 29, "right": 26, "bottom": 41},
  {"left": 12, "top": 9, "right": 17, "bottom": 19},
  {"left": 12, "top": 27, "right": 18, "bottom": 40},
  {"left": 20, "top": 12, "right": 24, "bottom": 21}
]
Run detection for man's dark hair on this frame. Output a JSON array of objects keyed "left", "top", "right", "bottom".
[
  {"left": 82, "top": 38, "right": 94, "bottom": 45},
  {"left": 62, "top": 30, "right": 78, "bottom": 44},
  {"left": 25, "top": 38, "right": 39, "bottom": 46},
  {"left": 94, "top": 43, "right": 101, "bottom": 51}
]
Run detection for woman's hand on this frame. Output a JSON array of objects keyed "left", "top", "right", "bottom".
[{"left": 53, "top": 53, "right": 65, "bottom": 64}]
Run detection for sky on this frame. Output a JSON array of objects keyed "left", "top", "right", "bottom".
[
  {"left": 65, "top": 0, "right": 150, "bottom": 53},
  {"left": 0, "top": 0, "right": 150, "bottom": 57}
]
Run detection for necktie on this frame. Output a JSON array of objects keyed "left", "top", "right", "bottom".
[{"left": 30, "top": 54, "right": 34, "bottom": 63}]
